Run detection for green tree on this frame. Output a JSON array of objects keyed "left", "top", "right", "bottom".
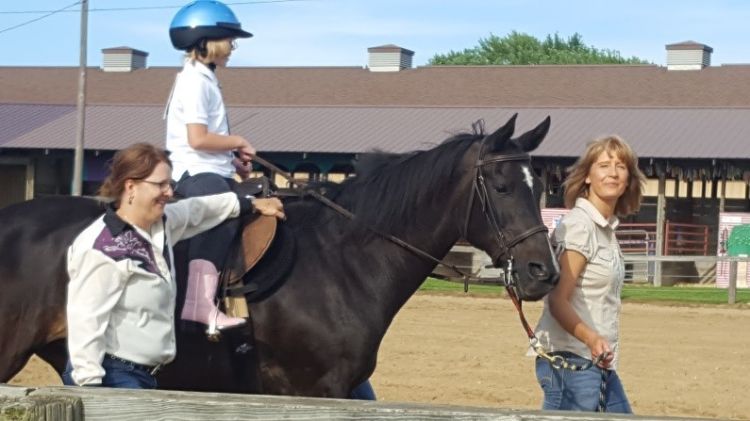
[{"left": 429, "top": 31, "right": 649, "bottom": 65}]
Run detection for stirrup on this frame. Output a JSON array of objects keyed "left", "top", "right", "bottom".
[
  {"left": 205, "top": 309, "right": 246, "bottom": 342},
  {"left": 206, "top": 311, "right": 222, "bottom": 342},
  {"left": 206, "top": 327, "right": 222, "bottom": 342}
]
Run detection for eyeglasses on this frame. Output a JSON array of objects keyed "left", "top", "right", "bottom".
[
  {"left": 140, "top": 179, "right": 176, "bottom": 193},
  {"left": 230, "top": 40, "right": 238, "bottom": 51}
]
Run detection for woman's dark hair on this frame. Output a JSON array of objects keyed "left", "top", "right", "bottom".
[{"left": 98, "top": 143, "right": 172, "bottom": 204}]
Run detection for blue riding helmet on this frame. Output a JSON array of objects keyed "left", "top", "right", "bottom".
[{"left": 169, "top": 0, "right": 252, "bottom": 51}]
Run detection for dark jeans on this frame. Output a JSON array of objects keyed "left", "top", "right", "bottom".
[
  {"left": 175, "top": 172, "right": 240, "bottom": 268},
  {"left": 535, "top": 352, "right": 632, "bottom": 413},
  {"left": 349, "top": 380, "right": 376, "bottom": 400},
  {"left": 62, "top": 357, "right": 157, "bottom": 389}
]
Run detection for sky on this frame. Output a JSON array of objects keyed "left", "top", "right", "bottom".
[{"left": 1, "top": 0, "right": 748, "bottom": 68}]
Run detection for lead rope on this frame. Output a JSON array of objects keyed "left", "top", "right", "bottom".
[
  {"left": 598, "top": 369, "right": 608, "bottom": 413},
  {"left": 503, "top": 262, "right": 609, "bottom": 412}
]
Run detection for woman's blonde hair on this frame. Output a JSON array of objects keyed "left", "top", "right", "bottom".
[
  {"left": 563, "top": 135, "right": 646, "bottom": 216},
  {"left": 187, "top": 38, "right": 233, "bottom": 63},
  {"left": 99, "top": 143, "right": 172, "bottom": 205}
]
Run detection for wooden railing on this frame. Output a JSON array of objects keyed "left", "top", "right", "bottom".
[{"left": 0, "top": 384, "right": 710, "bottom": 421}]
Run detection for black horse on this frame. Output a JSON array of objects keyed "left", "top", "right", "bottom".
[{"left": 0, "top": 115, "right": 559, "bottom": 397}]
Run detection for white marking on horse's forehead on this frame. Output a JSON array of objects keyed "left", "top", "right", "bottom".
[{"left": 521, "top": 165, "right": 534, "bottom": 191}]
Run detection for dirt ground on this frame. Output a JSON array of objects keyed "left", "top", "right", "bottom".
[{"left": 9, "top": 293, "right": 750, "bottom": 420}]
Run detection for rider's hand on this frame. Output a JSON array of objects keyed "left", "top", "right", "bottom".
[
  {"left": 254, "top": 197, "right": 285, "bottom": 220},
  {"left": 233, "top": 158, "right": 251, "bottom": 181},
  {"left": 235, "top": 137, "right": 256, "bottom": 163},
  {"left": 586, "top": 334, "right": 613, "bottom": 369}
]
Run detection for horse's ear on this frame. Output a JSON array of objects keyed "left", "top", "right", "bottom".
[
  {"left": 515, "top": 116, "right": 551, "bottom": 153},
  {"left": 488, "top": 113, "right": 518, "bottom": 151}
]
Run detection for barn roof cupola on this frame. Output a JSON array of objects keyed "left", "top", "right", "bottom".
[
  {"left": 367, "top": 44, "right": 414, "bottom": 72},
  {"left": 666, "top": 41, "right": 712, "bottom": 71},
  {"left": 101, "top": 47, "right": 149, "bottom": 72}
]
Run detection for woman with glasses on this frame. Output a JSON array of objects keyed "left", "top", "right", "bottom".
[
  {"left": 63, "top": 143, "right": 284, "bottom": 389},
  {"left": 165, "top": 1, "right": 257, "bottom": 335}
]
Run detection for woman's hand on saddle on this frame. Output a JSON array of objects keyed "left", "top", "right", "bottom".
[
  {"left": 586, "top": 334, "right": 614, "bottom": 369},
  {"left": 254, "top": 197, "right": 285, "bottom": 220}
]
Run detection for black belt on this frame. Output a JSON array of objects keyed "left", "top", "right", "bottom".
[{"left": 104, "top": 353, "right": 163, "bottom": 376}]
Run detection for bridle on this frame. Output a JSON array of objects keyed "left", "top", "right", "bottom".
[{"left": 461, "top": 136, "right": 549, "bottom": 287}]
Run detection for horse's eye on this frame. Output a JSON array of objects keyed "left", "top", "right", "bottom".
[{"left": 494, "top": 184, "right": 509, "bottom": 195}]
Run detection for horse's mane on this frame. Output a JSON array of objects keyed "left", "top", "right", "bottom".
[{"left": 288, "top": 123, "right": 487, "bottom": 237}]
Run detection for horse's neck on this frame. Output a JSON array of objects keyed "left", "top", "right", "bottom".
[{"left": 351, "top": 194, "right": 466, "bottom": 318}]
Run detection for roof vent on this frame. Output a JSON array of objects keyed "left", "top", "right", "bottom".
[
  {"left": 367, "top": 44, "right": 414, "bottom": 72},
  {"left": 101, "top": 47, "right": 149, "bottom": 72},
  {"left": 665, "top": 41, "right": 712, "bottom": 71}
]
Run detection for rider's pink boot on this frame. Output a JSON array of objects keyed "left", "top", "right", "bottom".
[{"left": 181, "top": 259, "right": 245, "bottom": 335}]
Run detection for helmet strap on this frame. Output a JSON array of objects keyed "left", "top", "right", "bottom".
[{"left": 197, "top": 38, "right": 208, "bottom": 59}]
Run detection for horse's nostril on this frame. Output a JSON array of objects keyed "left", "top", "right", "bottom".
[{"left": 528, "top": 262, "right": 549, "bottom": 280}]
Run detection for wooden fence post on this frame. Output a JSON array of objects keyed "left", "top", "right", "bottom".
[
  {"left": 728, "top": 260, "right": 737, "bottom": 305},
  {"left": 653, "top": 175, "right": 666, "bottom": 287},
  {"left": 0, "top": 394, "right": 83, "bottom": 421}
]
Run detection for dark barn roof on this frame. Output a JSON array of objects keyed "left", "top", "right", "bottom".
[
  {"left": 3, "top": 64, "right": 750, "bottom": 108},
  {"left": 1, "top": 64, "right": 749, "bottom": 168}
]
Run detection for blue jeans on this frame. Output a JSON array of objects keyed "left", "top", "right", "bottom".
[
  {"left": 62, "top": 357, "right": 157, "bottom": 389},
  {"left": 349, "top": 380, "right": 376, "bottom": 400},
  {"left": 535, "top": 353, "right": 632, "bottom": 413}
]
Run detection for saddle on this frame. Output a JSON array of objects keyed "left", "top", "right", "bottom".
[
  {"left": 230, "top": 177, "right": 279, "bottom": 282},
  {"left": 222, "top": 177, "right": 296, "bottom": 317}
]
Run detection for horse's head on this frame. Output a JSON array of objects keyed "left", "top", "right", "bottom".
[{"left": 463, "top": 114, "right": 559, "bottom": 300}]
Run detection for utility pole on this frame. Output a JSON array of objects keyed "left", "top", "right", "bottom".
[{"left": 72, "top": 0, "right": 89, "bottom": 196}]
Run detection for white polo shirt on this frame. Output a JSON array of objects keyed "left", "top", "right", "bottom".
[
  {"left": 532, "top": 198, "right": 625, "bottom": 369},
  {"left": 166, "top": 59, "right": 235, "bottom": 179}
]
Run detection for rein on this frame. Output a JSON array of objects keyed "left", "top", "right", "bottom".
[
  {"left": 253, "top": 156, "right": 482, "bottom": 279},
  {"left": 250, "top": 155, "right": 469, "bottom": 276},
  {"left": 250, "top": 146, "right": 543, "bottom": 289}
]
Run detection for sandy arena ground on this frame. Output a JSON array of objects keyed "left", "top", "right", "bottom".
[{"left": 9, "top": 293, "right": 750, "bottom": 420}]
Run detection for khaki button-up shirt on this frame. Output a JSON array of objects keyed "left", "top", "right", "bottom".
[{"left": 533, "top": 198, "right": 625, "bottom": 369}]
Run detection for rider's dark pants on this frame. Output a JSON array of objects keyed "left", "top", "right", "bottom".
[{"left": 175, "top": 172, "right": 239, "bottom": 268}]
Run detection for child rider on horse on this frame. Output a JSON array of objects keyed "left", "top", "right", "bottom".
[{"left": 166, "top": 0, "right": 259, "bottom": 337}]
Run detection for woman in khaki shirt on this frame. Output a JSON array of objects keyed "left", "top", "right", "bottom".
[{"left": 533, "top": 135, "right": 645, "bottom": 413}]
